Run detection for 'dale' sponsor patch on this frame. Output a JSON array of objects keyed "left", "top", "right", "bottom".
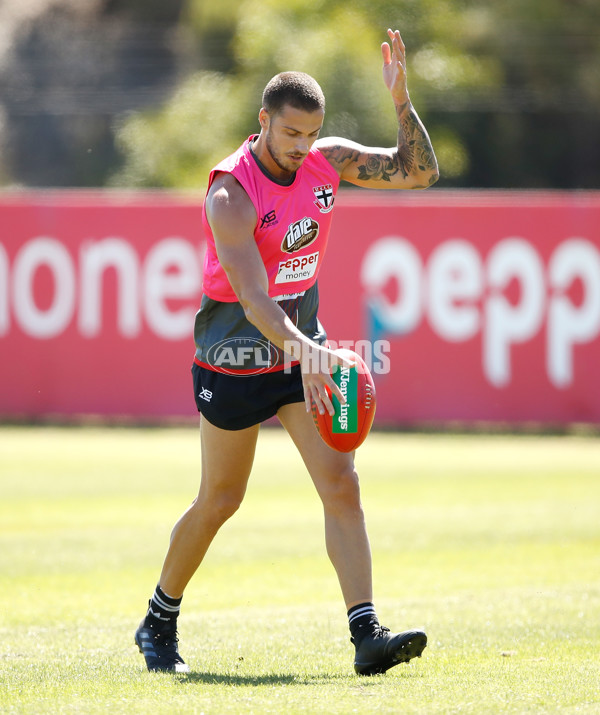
[{"left": 282, "top": 217, "right": 319, "bottom": 253}]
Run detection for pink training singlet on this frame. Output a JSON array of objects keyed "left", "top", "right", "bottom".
[{"left": 201, "top": 135, "right": 340, "bottom": 302}]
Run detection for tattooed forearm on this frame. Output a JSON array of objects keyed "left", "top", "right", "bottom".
[
  {"left": 319, "top": 103, "right": 438, "bottom": 188},
  {"left": 396, "top": 102, "right": 438, "bottom": 181}
]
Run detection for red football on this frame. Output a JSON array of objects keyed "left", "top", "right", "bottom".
[{"left": 311, "top": 348, "right": 377, "bottom": 452}]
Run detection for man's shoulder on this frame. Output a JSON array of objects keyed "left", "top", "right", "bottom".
[
  {"left": 207, "top": 172, "right": 254, "bottom": 209},
  {"left": 312, "top": 137, "right": 358, "bottom": 177},
  {"left": 212, "top": 137, "right": 252, "bottom": 174},
  {"left": 205, "top": 171, "right": 257, "bottom": 231}
]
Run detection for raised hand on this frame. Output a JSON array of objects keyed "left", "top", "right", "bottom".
[{"left": 382, "top": 28, "right": 409, "bottom": 104}]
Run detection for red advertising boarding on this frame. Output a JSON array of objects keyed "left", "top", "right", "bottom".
[{"left": 1, "top": 190, "right": 599, "bottom": 425}]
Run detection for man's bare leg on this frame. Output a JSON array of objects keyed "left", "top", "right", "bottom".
[
  {"left": 136, "top": 416, "right": 260, "bottom": 672},
  {"left": 277, "top": 401, "right": 372, "bottom": 608},
  {"left": 159, "top": 416, "right": 260, "bottom": 597},
  {"left": 277, "top": 401, "right": 427, "bottom": 675}
]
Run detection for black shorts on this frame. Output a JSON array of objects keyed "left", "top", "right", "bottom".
[{"left": 191, "top": 362, "right": 305, "bottom": 430}]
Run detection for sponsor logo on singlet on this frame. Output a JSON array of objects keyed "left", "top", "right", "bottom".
[
  {"left": 281, "top": 216, "right": 319, "bottom": 253},
  {"left": 260, "top": 209, "right": 278, "bottom": 228},
  {"left": 275, "top": 250, "right": 320, "bottom": 284}
]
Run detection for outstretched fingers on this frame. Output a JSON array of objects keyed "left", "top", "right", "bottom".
[
  {"left": 387, "top": 29, "right": 406, "bottom": 66},
  {"left": 302, "top": 350, "right": 354, "bottom": 416},
  {"left": 304, "top": 372, "right": 344, "bottom": 417},
  {"left": 382, "top": 28, "right": 409, "bottom": 100}
]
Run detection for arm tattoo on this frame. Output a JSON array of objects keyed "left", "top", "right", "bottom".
[
  {"left": 351, "top": 105, "right": 437, "bottom": 184},
  {"left": 357, "top": 154, "right": 402, "bottom": 182},
  {"left": 319, "top": 144, "right": 361, "bottom": 170},
  {"left": 321, "top": 104, "right": 437, "bottom": 186},
  {"left": 321, "top": 145, "right": 402, "bottom": 183},
  {"left": 396, "top": 103, "right": 437, "bottom": 181}
]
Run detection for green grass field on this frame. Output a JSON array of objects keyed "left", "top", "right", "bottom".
[{"left": 1, "top": 426, "right": 599, "bottom": 714}]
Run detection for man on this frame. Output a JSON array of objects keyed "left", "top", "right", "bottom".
[{"left": 135, "top": 28, "right": 438, "bottom": 676}]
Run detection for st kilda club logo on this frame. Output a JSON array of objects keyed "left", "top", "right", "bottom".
[
  {"left": 281, "top": 216, "right": 320, "bottom": 253},
  {"left": 313, "top": 184, "right": 335, "bottom": 213}
]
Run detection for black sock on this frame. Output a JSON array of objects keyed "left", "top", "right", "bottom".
[
  {"left": 348, "top": 602, "right": 379, "bottom": 643},
  {"left": 144, "top": 584, "right": 182, "bottom": 628}
]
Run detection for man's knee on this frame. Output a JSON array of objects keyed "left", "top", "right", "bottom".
[
  {"left": 319, "top": 465, "right": 362, "bottom": 513},
  {"left": 195, "top": 489, "right": 245, "bottom": 525}
]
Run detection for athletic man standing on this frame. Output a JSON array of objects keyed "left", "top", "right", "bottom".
[{"left": 135, "top": 28, "right": 439, "bottom": 675}]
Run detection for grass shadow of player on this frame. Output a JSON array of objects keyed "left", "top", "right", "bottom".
[{"left": 177, "top": 671, "right": 360, "bottom": 686}]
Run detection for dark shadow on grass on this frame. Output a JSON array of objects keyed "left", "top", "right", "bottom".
[
  {"left": 176, "top": 671, "right": 355, "bottom": 686},
  {"left": 175, "top": 669, "right": 424, "bottom": 686},
  {"left": 179, "top": 672, "right": 296, "bottom": 686}
]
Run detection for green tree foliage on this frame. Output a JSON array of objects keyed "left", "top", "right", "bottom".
[
  {"left": 111, "top": 73, "right": 251, "bottom": 188},
  {"left": 111, "top": 0, "right": 600, "bottom": 189}
]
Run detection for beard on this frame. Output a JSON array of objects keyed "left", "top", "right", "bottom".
[{"left": 265, "top": 132, "right": 305, "bottom": 175}]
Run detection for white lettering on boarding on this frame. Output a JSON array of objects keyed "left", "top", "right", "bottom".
[{"left": 361, "top": 236, "right": 600, "bottom": 389}]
